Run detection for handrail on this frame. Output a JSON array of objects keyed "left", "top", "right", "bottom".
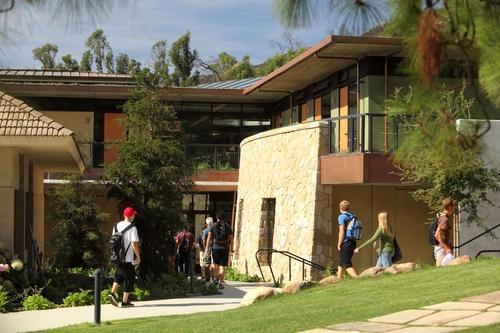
[
  {"left": 454, "top": 223, "right": 500, "bottom": 249},
  {"left": 255, "top": 248, "right": 326, "bottom": 286},
  {"left": 476, "top": 250, "right": 500, "bottom": 259}
]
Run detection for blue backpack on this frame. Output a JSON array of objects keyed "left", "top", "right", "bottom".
[{"left": 345, "top": 213, "right": 363, "bottom": 240}]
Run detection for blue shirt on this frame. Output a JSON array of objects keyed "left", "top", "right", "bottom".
[{"left": 338, "top": 212, "right": 353, "bottom": 242}]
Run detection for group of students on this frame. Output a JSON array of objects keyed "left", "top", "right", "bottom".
[{"left": 336, "top": 197, "right": 456, "bottom": 279}]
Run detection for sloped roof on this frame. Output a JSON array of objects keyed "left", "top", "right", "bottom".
[
  {"left": 195, "top": 77, "right": 262, "bottom": 89},
  {"left": 0, "top": 91, "right": 74, "bottom": 136}
]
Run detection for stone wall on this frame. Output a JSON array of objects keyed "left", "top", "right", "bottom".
[{"left": 234, "top": 121, "right": 332, "bottom": 282}]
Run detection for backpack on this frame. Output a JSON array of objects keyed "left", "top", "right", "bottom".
[
  {"left": 428, "top": 213, "right": 441, "bottom": 246},
  {"left": 109, "top": 223, "right": 134, "bottom": 264},
  {"left": 213, "top": 222, "right": 229, "bottom": 245},
  {"left": 345, "top": 214, "right": 363, "bottom": 240}
]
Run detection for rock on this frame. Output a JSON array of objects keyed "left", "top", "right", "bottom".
[
  {"left": 360, "top": 266, "right": 386, "bottom": 277},
  {"left": 386, "top": 262, "right": 420, "bottom": 274},
  {"left": 240, "top": 287, "right": 278, "bottom": 306},
  {"left": 282, "top": 281, "right": 317, "bottom": 294},
  {"left": 449, "top": 255, "right": 471, "bottom": 266},
  {"left": 318, "top": 275, "right": 340, "bottom": 286}
]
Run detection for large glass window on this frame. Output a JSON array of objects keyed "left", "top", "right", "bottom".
[
  {"left": 182, "top": 102, "right": 211, "bottom": 113},
  {"left": 321, "top": 93, "right": 331, "bottom": 119},
  {"left": 213, "top": 103, "right": 241, "bottom": 113}
]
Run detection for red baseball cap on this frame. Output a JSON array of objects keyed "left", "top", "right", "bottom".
[{"left": 123, "top": 207, "right": 137, "bottom": 217}]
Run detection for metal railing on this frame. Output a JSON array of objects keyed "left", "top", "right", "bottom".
[
  {"left": 454, "top": 222, "right": 500, "bottom": 249},
  {"left": 325, "top": 113, "right": 408, "bottom": 154},
  {"left": 77, "top": 142, "right": 240, "bottom": 170},
  {"left": 255, "top": 248, "right": 326, "bottom": 286}
]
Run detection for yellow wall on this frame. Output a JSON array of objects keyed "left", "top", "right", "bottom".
[
  {"left": 0, "top": 148, "right": 17, "bottom": 253},
  {"left": 32, "top": 165, "right": 45, "bottom": 253},
  {"left": 331, "top": 185, "right": 433, "bottom": 272}
]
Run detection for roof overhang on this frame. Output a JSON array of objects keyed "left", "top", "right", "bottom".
[
  {"left": 243, "top": 35, "right": 403, "bottom": 101},
  {"left": 0, "top": 136, "right": 85, "bottom": 172}
]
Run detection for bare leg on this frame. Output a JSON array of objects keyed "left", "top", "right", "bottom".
[
  {"left": 337, "top": 266, "right": 345, "bottom": 280},
  {"left": 122, "top": 292, "right": 129, "bottom": 303},
  {"left": 346, "top": 267, "right": 358, "bottom": 277},
  {"left": 111, "top": 282, "right": 120, "bottom": 294}
]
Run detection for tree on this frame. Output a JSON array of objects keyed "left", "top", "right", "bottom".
[
  {"left": 115, "top": 53, "right": 130, "bottom": 74},
  {"left": 80, "top": 50, "right": 92, "bottom": 72},
  {"left": 198, "top": 52, "right": 238, "bottom": 81},
  {"left": 151, "top": 40, "right": 169, "bottom": 76},
  {"left": 268, "top": 30, "right": 305, "bottom": 53},
  {"left": 57, "top": 54, "right": 79, "bottom": 71},
  {"left": 105, "top": 51, "right": 114, "bottom": 73},
  {"left": 32, "top": 43, "right": 58, "bottom": 69},
  {"left": 226, "top": 55, "right": 255, "bottom": 80},
  {"left": 169, "top": 31, "right": 199, "bottom": 86},
  {"left": 48, "top": 175, "right": 108, "bottom": 269},
  {"left": 84, "top": 29, "right": 112, "bottom": 72},
  {"left": 105, "top": 69, "right": 193, "bottom": 276},
  {"left": 127, "top": 59, "right": 142, "bottom": 74}
]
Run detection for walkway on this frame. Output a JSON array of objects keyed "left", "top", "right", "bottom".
[
  {"left": 300, "top": 290, "right": 500, "bottom": 333},
  {"left": 0, "top": 281, "right": 268, "bottom": 333}
]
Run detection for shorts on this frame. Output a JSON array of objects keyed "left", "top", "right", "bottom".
[
  {"left": 114, "top": 262, "right": 135, "bottom": 293},
  {"left": 339, "top": 239, "right": 356, "bottom": 269},
  {"left": 212, "top": 248, "right": 229, "bottom": 266},
  {"left": 433, "top": 245, "right": 445, "bottom": 259}
]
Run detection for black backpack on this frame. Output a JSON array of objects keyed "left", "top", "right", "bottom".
[
  {"left": 109, "top": 223, "right": 134, "bottom": 264},
  {"left": 213, "top": 222, "right": 228, "bottom": 245},
  {"left": 428, "top": 213, "right": 441, "bottom": 246}
]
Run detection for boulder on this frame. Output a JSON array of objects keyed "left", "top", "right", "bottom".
[
  {"left": 449, "top": 255, "right": 471, "bottom": 266},
  {"left": 282, "top": 281, "right": 317, "bottom": 294},
  {"left": 318, "top": 275, "right": 340, "bottom": 286},
  {"left": 386, "top": 262, "right": 420, "bottom": 274},
  {"left": 240, "top": 287, "right": 278, "bottom": 307},
  {"left": 360, "top": 266, "right": 386, "bottom": 277}
]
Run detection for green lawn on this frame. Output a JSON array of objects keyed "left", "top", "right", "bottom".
[
  {"left": 42, "top": 258, "right": 500, "bottom": 333},
  {"left": 458, "top": 323, "right": 500, "bottom": 333}
]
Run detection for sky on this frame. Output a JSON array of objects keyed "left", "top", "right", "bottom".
[{"left": 1, "top": 0, "right": 332, "bottom": 69}]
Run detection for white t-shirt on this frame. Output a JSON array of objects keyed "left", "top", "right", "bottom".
[{"left": 112, "top": 221, "right": 140, "bottom": 264}]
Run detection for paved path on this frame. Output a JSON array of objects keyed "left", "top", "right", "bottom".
[
  {"left": 0, "top": 281, "right": 268, "bottom": 333},
  {"left": 300, "top": 291, "right": 500, "bottom": 333}
]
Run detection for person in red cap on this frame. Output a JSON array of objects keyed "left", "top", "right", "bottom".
[{"left": 108, "top": 206, "right": 140, "bottom": 307}]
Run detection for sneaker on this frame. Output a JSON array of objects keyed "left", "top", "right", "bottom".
[
  {"left": 218, "top": 282, "right": 225, "bottom": 289},
  {"left": 108, "top": 293, "right": 119, "bottom": 307},
  {"left": 119, "top": 301, "right": 134, "bottom": 307}
]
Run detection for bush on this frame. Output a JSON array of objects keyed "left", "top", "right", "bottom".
[
  {"left": 100, "top": 288, "right": 111, "bottom": 304},
  {"left": 224, "top": 267, "right": 261, "bottom": 282},
  {"left": 23, "top": 294, "right": 56, "bottom": 311},
  {"left": 0, "top": 289, "right": 11, "bottom": 313},
  {"left": 132, "top": 286, "right": 151, "bottom": 301},
  {"left": 63, "top": 289, "right": 93, "bottom": 307}
]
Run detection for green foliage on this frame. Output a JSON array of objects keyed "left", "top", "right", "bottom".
[
  {"left": 63, "top": 289, "right": 93, "bottom": 307},
  {"left": 32, "top": 43, "right": 58, "bottom": 69},
  {"left": 23, "top": 294, "right": 56, "bottom": 311},
  {"left": 224, "top": 267, "right": 261, "bottom": 282},
  {"left": 100, "top": 288, "right": 111, "bottom": 304},
  {"left": 84, "top": 29, "right": 112, "bottom": 72},
  {"left": 226, "top": 55, "right": 255, "bottom": 80},
  {"left": 169, "top": 31, "right": 199, "bottom": 86},
  {"left": 0, "top": 289, "right": 11, "bottom": 313},
  {"left": 58, "top": 54, "right": 80, "bottom": 71},
  {"left": 257, "top": 48, "right": 305, "bottom": 76},
  {"left": 105, "top": 69, "right": 192, "bottom": 277},
  {"left": 80, "top": 50, "right": 93, "bottom": 71},
  {"left": 48, "top": 175, "right": 108, "bottom": 269},
  {"left": 322, "top": 264, "right": 334, "bottom": 278},
  {"left": 115, "top": 53, "right": 130, "bottom": 74},
  {"left": 389, "top": 83, "right": 500, "bottom": 225},
  {"left": 132, "top": 286, "right": 151, "bottom": 301}
]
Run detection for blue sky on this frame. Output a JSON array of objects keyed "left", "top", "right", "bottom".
[{"left": 2, "top": 0, "right": 331, "bottom": 69}]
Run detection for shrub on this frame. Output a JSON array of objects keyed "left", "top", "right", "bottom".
[
  {"left": 23, "top": 294, "right": 56, "bottom": 311},
  {"left": 0, "top": 289, "right": 11, "bottom": 313},
  {"left": 62, "top": 289, "right": 93, "bottom": 307},
  {"left": 132, "top": 286, "right": 151, "bottom": 301},
  {"left": 224, "top": 267, "right": 261, "bottom": 282},
  {"left": 100, "top": 288, "right": 111, "bottom": 304}
]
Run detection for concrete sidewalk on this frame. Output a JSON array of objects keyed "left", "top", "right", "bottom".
[
  {"left": 300, "top": 290, "right": 500, "bottom": 333},
  {"left": 0, "top": 281, "right": 268, "bottom": 333}
]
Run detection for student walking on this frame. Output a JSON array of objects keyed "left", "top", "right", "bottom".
[
  {"left": 354, "top": 211, "right": 395, "bottom": 268},
  {"left": 176, "top": 227, "right": 195, "bottom": 275},
  {"left": 433, "top": 197, "right": 455, "bottom": 266},
  {"left": 108, "top": 207, "right": 141, "bottom": 308},
  {"left": 205, "top": 212, "right": 233, "bottom": 289},
  {"left": 337, "top": 200, "right": 358, "bottom": 280}
]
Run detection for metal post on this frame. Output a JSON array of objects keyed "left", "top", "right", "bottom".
[
  {"left": 94, "top": 269, "right": 102, "bottom": 325},
  {"left": 289, "top": 257, "right": 291, "bottom": 281},
  {"left": 328, "top": 119, "right": 332, "bottom": 154},
  {"left": 302, "top": 261, "right": 305, "bottom": 281},
  {"left": 189, "top": 251, "right": 194, "bottom": 293}
]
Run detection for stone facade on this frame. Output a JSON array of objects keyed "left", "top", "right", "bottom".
[{"left": 234, "top": 121, "right": 332, "bottom": 282}]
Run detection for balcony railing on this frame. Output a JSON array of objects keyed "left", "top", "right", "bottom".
[
  {"left": 325, "top": 113, "right": 408, "bottom": 154},
  {"left": 78, "top": 141, "right": 240, "bottom": 170}
]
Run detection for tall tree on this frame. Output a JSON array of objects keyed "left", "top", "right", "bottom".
[
  {"left": 105, "top": 69, "right": 192, "bottom": 277},
  {"left": 226, "top": 55, "right": 255, "bottom": 80},
  {"left": 57, "top": 54, "right": 79, "bottom": 71},
  {"left": 32, "top": 43, "right": 58, "bottom": 69},
  {"left": 80, "top": 50, "right": 92, "bottom": 72},
  {"left": 169, "top": 31, "right": 198, "bottom": 86},
  {"left": 198, "top": 52, "right": 237, "bottom": 81},
  {"left": 127, "top": 59, "right": 142, "bottom": 74},
  {"left": 84, "top": 29, "right": 112, "bottom": 72},
  {"left": 105, "top": 50, "right": 114, "bottom": 73},
  {"left": 115, "top": 53, "right": 130, "bottom": 74},
  {"left": 151, "top": 40, "right": 168, "bottom": 76}
]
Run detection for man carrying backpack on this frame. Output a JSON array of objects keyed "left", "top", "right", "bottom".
[
  {"left": 433, "top": 197, "right": 456, "bottom": 266},
  {"left": 337, "top": 200, "right": 359, "bottom": 280},
  {"left": 205, "top": 212, "right": 233, "bottom": 289},
  {"left": 108, "top": 207, "right": 140, "bottom": 308},
  {"left": 175, "top": 226, "right": 194, "bottom": 276}
]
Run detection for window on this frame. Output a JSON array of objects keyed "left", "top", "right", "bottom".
[
  {"left": 257, "top": 198, "right": 276, "bottom": 265},
  {"left": 321, "top": 93, "right": 331, "bottom": 119}
]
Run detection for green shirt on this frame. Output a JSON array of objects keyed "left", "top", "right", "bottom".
[{"left": 358, "top": 227, "right": 394, "bottom": 253}]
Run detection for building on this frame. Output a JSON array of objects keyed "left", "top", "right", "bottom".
[{"left": 1, "top": 35, "right": 498, "bottom": 280}]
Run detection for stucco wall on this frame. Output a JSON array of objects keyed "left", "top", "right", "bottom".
[
  {"left": 234, "top": 121, "right": 332, "bottom": 282},
  {"left": 0, "top": 148, "right": 17, "bottom": 252},
  {"left": 32, "top": 165, "right": 45, "bottom": 253}
]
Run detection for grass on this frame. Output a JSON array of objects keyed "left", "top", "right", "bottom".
[
  {"left": 41, "top": 257, "right": 500, "bottom": 333},
  {"left": 458, "top": 323, "right": 500, "bottom": 333}
]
